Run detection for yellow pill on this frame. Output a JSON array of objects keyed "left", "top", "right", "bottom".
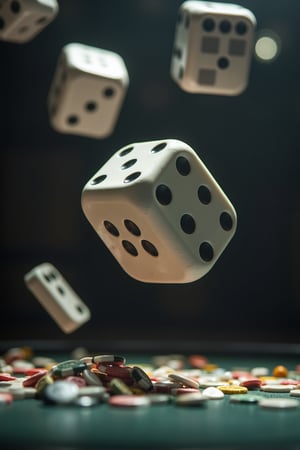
[
  {"left": 273, "top": 365, "right": 288, "bottom": 378},
  {"left": 109, "top": 378, "right": 132, "bottom": 395},
  {"left": 218, "top": 385, "right": 248, "bottom": 394},
  {"left": 45, "top": 362, "right": 58, "bottom": 371},
  {"left": 259, "top": 376, "right": 277, "bottom": 382},
  {"left": 130, "top": 387, "right": 145, "bottom": 395},
  {"left": 21, "top": 346, "right": 33, "bottom": 360},
  {"left": 204, "top": 364, "right": 218, "bottom": 373}
]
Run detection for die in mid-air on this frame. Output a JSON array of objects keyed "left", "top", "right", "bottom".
[
  {"left": 24, "top": 262, "right": 91, "bottom": 334},
  {"left": 81, "top": 139, "right": 237, "bottom": 284},
  {"left": 0, "top": 0, "right": 58, "bottom": 43},
  {"left": 48, "top": 43, "right": 129, "bottom": 139},
  {"left": 170, "top": 1, "right": 256, "bottom": 95}
]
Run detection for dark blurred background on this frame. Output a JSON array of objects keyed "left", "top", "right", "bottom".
[{"left": 1, "top": 0, "right": 299, "bottom": 344}]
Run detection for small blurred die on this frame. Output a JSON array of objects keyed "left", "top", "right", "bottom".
[
  {"left": 170, "top": 1, "right": 256, "bottom": 95},
  {"left": 48, "top": 43, "right": 129, "bottom": 139},
  {"left": 0, "top": 0, "right": 59, "bottom": 44}
]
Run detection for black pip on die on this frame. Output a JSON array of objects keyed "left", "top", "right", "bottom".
[
  {"left": 81, "top": 139, "right": 237, "bottom": 283},
  {"left": 170, "top": 1, "right": 256, "bottom": 95},
  {"left": 48, "top": 43, "right": 129, "bottom": 139}
]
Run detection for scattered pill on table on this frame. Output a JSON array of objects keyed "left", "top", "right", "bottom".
[{"left": 0, "top": 347, "right": 298, "bottom": 413}]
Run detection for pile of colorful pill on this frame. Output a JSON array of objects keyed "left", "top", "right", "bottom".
[{"left": 0, "top": 347, "right": 300, "bottom": 409}]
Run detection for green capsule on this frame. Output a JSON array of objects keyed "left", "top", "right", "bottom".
[
  {"left": 230, "top": 394, "right": 263, "bottom": 403},
  {"left": 50, "top": 360, "right": 87, "bottom": 378}
]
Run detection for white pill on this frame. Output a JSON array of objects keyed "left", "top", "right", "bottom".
[
  {"left": 82, "top": 369, "right": 103, "bottom": 386},
  {"left": 290, "top": 389, "right": 300, "bottom": 397},
  {"left": 168, "top": 373, "right": 199, "bottom": 389},
  {"left": 260, "top": 384, "right": 295, "bottom": 393},
  {"left": 175, "top": 393, "right": 208, "bottom": 406},
  {"left": 44, "top": 381, "right": 79, "bottom": 404},
  {"left": 78, "top": 386, "right": 106, "bottom": 398},
  {"left": 202, "top": 387, "right": 224, "bottom": 399},
  {"left": 251, "top": 367, "right": 269, "bottom": 377},
  {"left": 73, "top": 396, "right": 99, "bottom": 407},
  {"left": 259, "top": 398, "right": 300, "bottom": 409}
]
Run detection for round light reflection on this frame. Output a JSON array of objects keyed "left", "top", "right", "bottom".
[{"left": 255, "top": 31, "right": 281, "bottom": 62}]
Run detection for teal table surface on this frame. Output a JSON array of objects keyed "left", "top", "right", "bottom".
[{"left": 0, "top": 341, "right": 299, "bottom": 450}]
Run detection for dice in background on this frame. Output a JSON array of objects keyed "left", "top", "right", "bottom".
[
  {"left": 48, "top": 43, "right": 129, "bottom": 139},
  {"left": 170, "top": 1, "right": 256, "bottom": 95},
  {"left": 0, "top": 0, "right": 59, "bottom": 44},
  {"left": 24, "top": 262, "right": 91, "bottom": 333},
  {"left": 81, "top": 139, "right": 237, "bottom": 284}
]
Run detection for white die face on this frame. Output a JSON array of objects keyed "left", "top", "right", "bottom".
[
  {"left": 81, "top": 139, "right": 237, "bottom": 284},
  {"left": 0, "top": 0, "right": 58, "bottom": 43},
  {"left": 170, "top": 1, "right": 256, "bottom": 95},
  {"left": 24, "top": 262, "right": 91, "bottom": 333},
  {"left": 48, "top": 43, "right": 129, "bottom": 139},
  {"left": 66, "top": 43, "right": 129, "bottom": 82}
]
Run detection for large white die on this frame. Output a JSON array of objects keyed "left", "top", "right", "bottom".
[
  {"left": 48, "top": 43, "right": 129, "bottom": 139},
  {"left": 170, "top": 1, "right": 256, "bottom": 95},
  {"left": 0, "top": 0, "right": 58, "bottom": 44},
  {"left": 81, "top": 139, "right": 237, "bottom": 284}
]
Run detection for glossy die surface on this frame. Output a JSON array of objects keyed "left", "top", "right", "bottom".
[
  {"left": 24, "top": 262, "right": 91, "bottom": 333},
  {"left": 0, "top": 0, "right": 59, "bottom": 43},
  {"left": 170, "top": 1, "right": 256, "bottom": 95},
  {"left": 81, "top": 139, "right": 237, "bottom": 284},
  {"left": 48, "top": 43, "right": 129, "bottom": 138}
]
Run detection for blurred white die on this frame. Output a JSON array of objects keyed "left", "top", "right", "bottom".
[
  {"left": 81, "top": 139, "right": 237, "bottom": 284},
  {"left": 48, "top": 43, "right": 129, "bottom": 139},
  {"left": 170, "top": 1, "right": 256, "bottom": 95},
  {"left": 24, "top": 262, "right": 91, "bottom": 334},
  {"left": 0, "top": 0, "right": 58, "bottom": 43}
]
